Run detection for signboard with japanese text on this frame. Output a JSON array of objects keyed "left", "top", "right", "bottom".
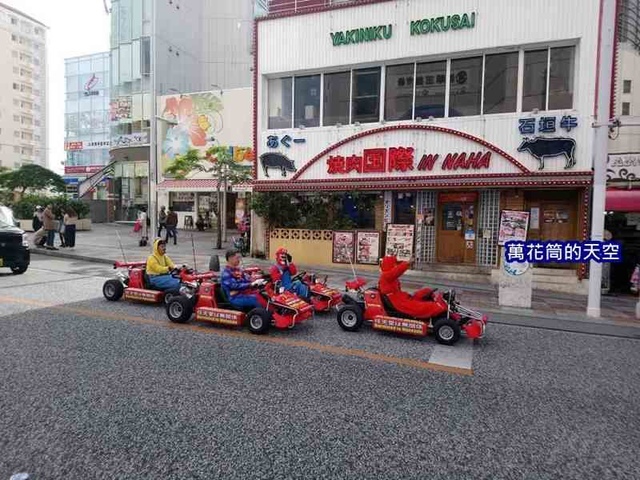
[
  {"left": 110, "top": 97, "right": 132, "bottom": 121},
  {"left": 332, "top": 231, "right": 355, "bottom": 264},
  {"left": 112, "top": 133, "right": 149, "bottom": 148},
  {"left": 257, "top": 116, "right": 591, "bottom": 184},
  {"left": 607, "top": 153, "right": 640, "bottom": 181},
  {"left": 498, "top": 210, "right": 530, "bottom": 245},
  {"left": 385, "top": 224, "right": 415, "bottom": 262},
  {"left": 356, "top": 231, "right": 381, "bottom": 265},
  {"left": 64, "top": 165, "right": 105, "bottom": 175}
]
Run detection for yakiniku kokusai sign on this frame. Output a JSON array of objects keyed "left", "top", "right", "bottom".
[{"left": 326, "top": 147, "right": 492, "bottom": 175}]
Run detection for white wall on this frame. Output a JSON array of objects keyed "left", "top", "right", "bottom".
[{"left": 609, "top": 42, "right": 640, "bottom": 155}]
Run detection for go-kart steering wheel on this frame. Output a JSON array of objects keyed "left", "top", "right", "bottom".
[{"left": 291, "top": 271, "right": 306, "bottom": 282}]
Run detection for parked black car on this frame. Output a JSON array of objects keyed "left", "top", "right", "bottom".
[{"left": 0, "top": 205, "right": 30, "bottom": 275}]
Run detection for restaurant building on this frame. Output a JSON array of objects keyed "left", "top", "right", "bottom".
[{"left": 252, "top": 0, "right": 610, "bottom": 293}]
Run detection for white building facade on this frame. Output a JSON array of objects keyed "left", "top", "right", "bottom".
[
  {"left": 254, "top": 0, "right": 609, "bottom": 288},
  {"left": 0, "top": 2, "right": 47, "bottom": 170}
]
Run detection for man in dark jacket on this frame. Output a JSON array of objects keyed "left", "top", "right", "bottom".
[
  {"left": 165, "top": 209, "right": 178, "bottom": 245},
  {"left": 42, "top": 204, "right": 57, "bottom": 250}
]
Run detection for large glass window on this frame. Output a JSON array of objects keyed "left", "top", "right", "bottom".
[
  {"left": 523, "top": 49, "right": 548, "bottom": 111},
  {"left": 449, "top": 57, "right": 482, "bottom": 117},
  {"left": 120, "top": 43, "right": 132, "bottom": 82},
  {"left": 132, "top": 39, "right": 141, "bottom": 80},
  {"left": 414, "top": 61, "right": 447, "bottom": 119},
  {"left": 268, "top": 77, "right": 292, "bottom": 129},
  {"left": 548, "top": 46, "right": 574, "bottom": 110},
  {"left": 79, "top": 59, "right": 92, "bottom": 75},
  {"left": 323, "top": 71, "right": 350, "bottom": 126},
  {"left": 66, "top": 75, "right": 79, "bottom": 94},
  {"left": 385, "top": 64, "right": 414, "bottom": 121},
  {"left": 352, "top": 67, "right": 380, "bottom": 123},
  {"left": 294, "top": 75, "right": 320, "bottom": 128},
  {"left": 140, "top": 37, "right": 151, "bottom": 76},
  {"left": 111, "top": 48, "right": 119, "bottom": 89},
  {"left": 132, "top": 0, "right": 142, "bottom": 39},
  {"left": 119, "top": 0, "right": 132, "bottom": 43},
  {"left": 483, "top": 52, "right": 518, "bottom": 114}
]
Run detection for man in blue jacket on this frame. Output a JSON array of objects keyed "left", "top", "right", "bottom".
[{"left": 221, "top": 249, "right": 266, "bottom": 309}]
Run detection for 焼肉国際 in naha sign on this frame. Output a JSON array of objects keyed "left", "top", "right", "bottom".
[{"left": 410, "top": 12, "right": 476, "bottom": 36}]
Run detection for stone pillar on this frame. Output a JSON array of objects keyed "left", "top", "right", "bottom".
[{"left": 498, "top": 247, "right": 533, "bottom": 308}]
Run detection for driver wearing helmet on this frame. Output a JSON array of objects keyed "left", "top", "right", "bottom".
[
  {"left": 378, "top": 255, "right": 435, "bottom": 318},
  {"left": 270, "top": 247, "right": 310, "bottom": 300},
  {"left": 146, "top": 239, "right": 180, "bottom": 292}
]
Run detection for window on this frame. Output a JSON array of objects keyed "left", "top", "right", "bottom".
[
  {"left": 523, "top": 50, "right": 548, "bottom": 111},
  {"left": 11, "top": 17, "right": 17, "bottom": 25},
  {"left": 548, "top": 47, "right": 574, "bottom": 109},
  {"left": 483, "top": 52, "right": 518, "bottom": 114},
  {"left": 323, "top": 71, "right": 350, "bottom": 126},
  {"left": 352, "top": 67, "right": 380, "bottom": 123},
  {"left": 294, "top": 75, "right": 320, "bottom": 128},
  {"left": 120, "top": 43, "right": 133, "bottom": 82},
  {"left": 414, "top": 61, "right": 446, "bottom": 119},
  {"left": 623, "top": 80, "right": 632, "bottom": 94},
  {"left": 385, "top": 64, "right": 414, "bottom": 121},
  {"left": 449, "top": 57, "right": 483, "bottom": 117},
  {"left": 267, "top": 77, "right": 292, "bottom": 129},
  {"left": 11, "top": 34, "right": 17, "bottom": 42},
  {"left": 622, "top": 102, "right": 631, "bottom": 116},
  {"left": 140, "top": 38, "right": 150, "bottom": 75},
  {"left": 12, "top": 83, "right": 19, "bottom": 90}
]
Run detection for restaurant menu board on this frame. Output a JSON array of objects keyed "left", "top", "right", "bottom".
[
  {"left": 356, "top": 231, "right": 381, "bottom": 265},
  {"left": 332, "top": 231, "right": 355, "bottom": 264},
  {"left": 498, "top": 210, "right": 530, "bottom": 245},
  {"left": 385, "top": 224, "right": 415, "bottom": 262}
]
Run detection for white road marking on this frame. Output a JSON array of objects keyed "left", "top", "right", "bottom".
[{"left": 428, "top": 340, "right": 474, "bottom": 371}]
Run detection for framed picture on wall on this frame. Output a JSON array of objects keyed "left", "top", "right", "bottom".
[
  {"left": 332, "top": 231, "right": 355, "bottom": 264},
  {"left": 356, "top": 231, "right": 381, "bottom": 265}
]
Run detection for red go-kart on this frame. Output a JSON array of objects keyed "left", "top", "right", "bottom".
[
  {"left": 165, "top": 276, "right": 314, "bottom": 335},
  {"left": 298, "top": 272, "right": 344, "bottom": 312},
  {"left": 102, "top": 260, "right": 216, "bottom": 305},
  {"left": 337, "top": 278, "right": 487, "bottom": 346}
]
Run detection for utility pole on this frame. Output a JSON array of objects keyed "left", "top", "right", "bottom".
[
  {"left": 587, "top": 0, "right": 617, "bottom": 317},
  {"left": 148, "top": 0, "right": 158, "bottom": 241}
]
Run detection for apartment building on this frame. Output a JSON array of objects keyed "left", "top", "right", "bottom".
[{"left": 0, "top": 2, "right": 47, "bottom": 170}]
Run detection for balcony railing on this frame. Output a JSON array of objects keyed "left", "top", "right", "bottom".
[{"left": 265, "top": 0, "right": 367, "bottom": 15}]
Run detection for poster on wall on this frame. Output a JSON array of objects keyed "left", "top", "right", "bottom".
[
  {"left": 383, "top": 191, "right": 393, "bottom": 231},
  {"left": 356, "top": 231, "right": 381, "bottom": 265},
  {"left": 385, "top": 224, "right": 415, "bottom": 262},
  {"left": 332, "top": 231, "right": 355, "bottom": 264},
  {"left": 498, "top": 210, "right": 530, "bottom": 245}
]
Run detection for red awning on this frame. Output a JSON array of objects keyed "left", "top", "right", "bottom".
[{"left": 606, "top": 188, "right": 640, "bottom": 212}]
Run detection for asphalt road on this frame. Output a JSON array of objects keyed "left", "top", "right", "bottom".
[{"left": 0, "top": 258, "right": 638, "bottom": 480}]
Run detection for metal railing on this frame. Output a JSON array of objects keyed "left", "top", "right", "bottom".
[{"left": 265, "top": 0, "right": 365, "bottom": 15}]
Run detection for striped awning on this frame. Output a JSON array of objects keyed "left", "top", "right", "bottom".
[{"left": 157, "top": 179, "right": 252, "bottom": 192}]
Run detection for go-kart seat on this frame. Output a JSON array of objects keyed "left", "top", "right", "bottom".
[
  {"left": 214, "top": 283, "right": 234, "bottom": 308},
  {"left": 378, "top": 291, "right": 416, "bottom": 320},
  {"left": 143, "top": 272, "right": 152, "bottom": 289}
]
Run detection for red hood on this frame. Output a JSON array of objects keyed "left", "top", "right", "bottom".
[{"left": 380, "top": 256, "right": 398, "bottom": 272}]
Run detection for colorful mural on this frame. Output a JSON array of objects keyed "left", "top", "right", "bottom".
[{"left": 159, "top": 91, "right": 254, "bottom": 171}]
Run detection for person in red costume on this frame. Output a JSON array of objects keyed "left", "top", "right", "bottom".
[
  {"left": 378, "top": 255, "right": 436, "bottom": 318},
  {"left": 269, "top": 247, "right": 310, "bottom": 300}
]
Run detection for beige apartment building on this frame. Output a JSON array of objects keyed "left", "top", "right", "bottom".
[{"left": 0, "top": 2, "right": 47, "bottom": 170}]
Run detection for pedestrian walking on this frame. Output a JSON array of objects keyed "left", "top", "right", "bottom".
[
  {"left": 42, "top": 204, "right": 57, "bottom": 250},
  {"left": 32, "top": 206, "right": 46, "bottom": 247},
  {"left": 57, "top": 210, "right": 67, "bottom": 248},
  {"left": 136, "top": 207, "right": 149, "bottom": 247},
  {"left": 158, "top": 206, "right": 167, "bottom": 237},
  {"left": 63, "top": 207, "right": 78, "bottom": 248},
  {"left": 165, "top": 209, "right": 178, "bottom": 245}
]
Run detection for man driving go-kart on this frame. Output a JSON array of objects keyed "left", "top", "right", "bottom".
[
  {"left": 221, "top": 249, "right": 267, "bottom": 310},
  {"left": 146, "top": 239, "right": 181, "bottom": 293},
  {"left": 269, "top": 247, "right": 311, "bottom": 301},
  {"left": 379, "top": 255, "right": 438, "bottom": 318}
]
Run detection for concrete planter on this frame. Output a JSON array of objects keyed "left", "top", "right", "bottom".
[{"left": 18, "top": 219, "right": 93, "bottom": 232}]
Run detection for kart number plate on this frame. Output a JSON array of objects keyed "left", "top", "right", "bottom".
[{"left": 372, "top": 316, "right": 427, "bottom": 336}]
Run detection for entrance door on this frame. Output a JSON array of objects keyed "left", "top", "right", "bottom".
[{"left": 437, "top": 193, "right": 477, "bottom": 264}]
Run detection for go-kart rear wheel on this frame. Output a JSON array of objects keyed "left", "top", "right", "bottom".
[
  {"left": 166, "top": 296, "right": 193, "bottom": 324},
  {"left": 433, "top": 318, "right": 461, "bottom": 346},
  {"left": 103, "top": 279, "right": 124, "bottom": 301},
  {"left": 246, "top": 308, "right": 271, "bottom": 335},
  {"left": 336, "top": 304, "right": 363, "bottom": 332}
]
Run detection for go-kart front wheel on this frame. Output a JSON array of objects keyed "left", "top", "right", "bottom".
[
  {"left": 336, "top": 305, "right": 363, "bottom": 332},
  {"left": 433, "top": 318, "right": 461, "bottom": 346},
  {"left": 246, "top": 308, "right": 272, "bottom": 335},
  {"left": 166, "top": 296, "right": 193, "bottom": 324},
  {"left": 103, "top": 279, "right": 124, "bottom": 301}
]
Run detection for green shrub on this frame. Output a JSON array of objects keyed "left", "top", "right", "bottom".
[{"left": 10, "top": 195, "right": 90, "bottom": 219}]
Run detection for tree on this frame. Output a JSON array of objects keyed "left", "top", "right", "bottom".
[
  {"left": 165, "top": 147, "right": 252, "bottom": 249},
  {"left": 0, "top": 164, "right": 66, "bottom": 196}
]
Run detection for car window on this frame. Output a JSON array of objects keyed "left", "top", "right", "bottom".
[{"left": 0, "top": 206, "right": 16, "bottom": 227}]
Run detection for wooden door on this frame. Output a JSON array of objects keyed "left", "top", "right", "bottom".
[{"left": 437, "top": 201, "right": 477, "bottom": 264}]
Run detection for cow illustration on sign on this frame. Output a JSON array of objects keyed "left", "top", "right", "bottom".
[
  {"left": 260, "top": 152, "right": 297, "bottom": 178},
  {"left": 517, "top": 137, "right": 576, "bottom": 170}
]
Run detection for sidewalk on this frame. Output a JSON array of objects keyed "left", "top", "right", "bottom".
[{"left": 29, "top": 223, "right": 640, "bottom": 337}]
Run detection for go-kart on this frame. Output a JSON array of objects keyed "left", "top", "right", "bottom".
[
  {"left": 297, "top": 271, "right": 343, "bottom": 312},
  {"left": 338, "top": 278, "right": 487, "bottom": 346},
  {"left": 165, "top": 275, "right": 314, "bottom": 335},
  {"left": 102, "top": 260, "right": 216, "bottom": 305}
]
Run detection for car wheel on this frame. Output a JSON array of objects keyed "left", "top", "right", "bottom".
[
  {"left": 433, "top": 318, "right": 461, "bottom": 346},
  {"left": 166, "top": 296, "right": 193, "bottom": 324},
  {"left": 246, "top": 308, "right": 271, "bottom": 334},
  {"left": 10, "top": 265, "right": 28, "bottom": 275},
  {"left": 103, "top": 279, "right": 124, "bottom": 301},
  {"left": 336, "top": 304, "right": 363, "bottom": 332}
]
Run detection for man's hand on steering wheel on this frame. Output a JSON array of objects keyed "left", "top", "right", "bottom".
[
  {"left": 251, "top": 279, "right": 267, "bottom": 288},
  {"left": 291, "top": 271, "right": 306, "bottom": 282}
]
